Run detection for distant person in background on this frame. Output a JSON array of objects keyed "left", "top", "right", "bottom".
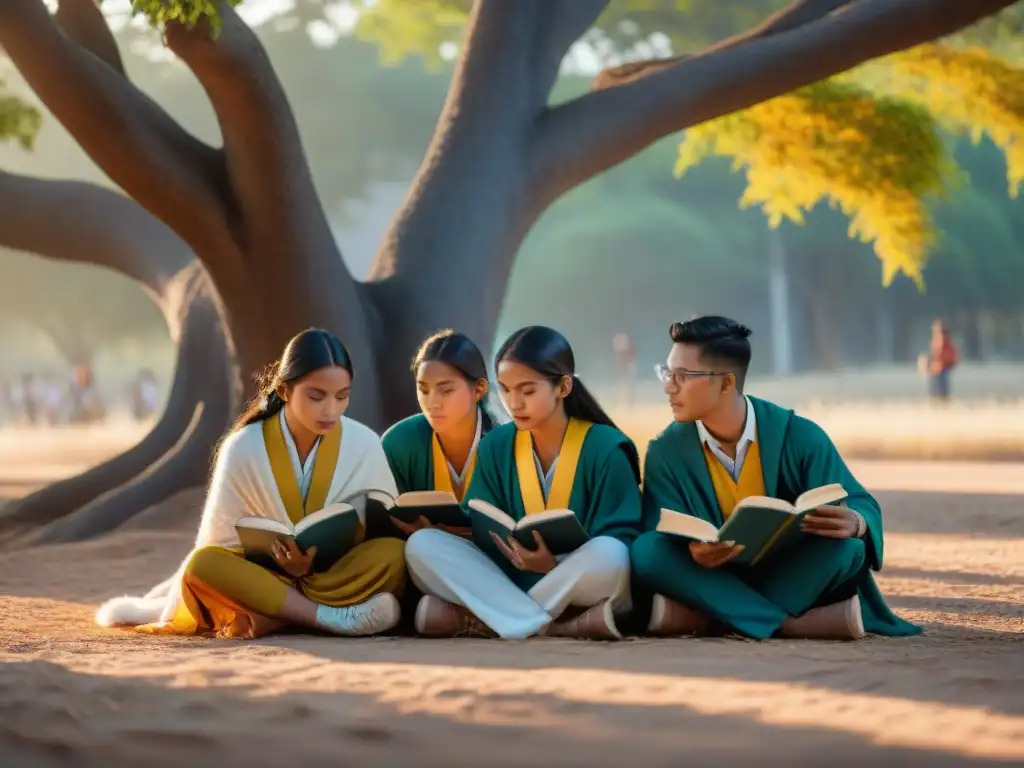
[
  {"left": 927, "top": 319, "right": 959, "bottom": 403},
  {"left": 131, "top": 368, "right": 160, "bottom": 421},
  {"left": 17, "top": 373, "right": 38, "bottom": 425},
  {"left": 612, "top": 332, "right": 637, "bottom": 406},
  {"left": 68, "top": 363, "right": 105, "bottom": 424},
  {"left": 37, "top": 372, "right": 65, "bottom": 426}
]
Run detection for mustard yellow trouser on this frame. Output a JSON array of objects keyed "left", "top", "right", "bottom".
[{"left": 143, "top": 537, "right": 406, "bottom": 636}]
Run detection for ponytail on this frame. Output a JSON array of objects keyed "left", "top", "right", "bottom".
[
  {"left": 564, "top": 374, "right": 618, "bottom": 431},
  {"left": 232, "top": 389, "right": 286, "bottom": 433}
]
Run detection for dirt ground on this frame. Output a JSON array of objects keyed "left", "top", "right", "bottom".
[{"left": 0, "top": 436, "right": 1021, "bottom": 766}]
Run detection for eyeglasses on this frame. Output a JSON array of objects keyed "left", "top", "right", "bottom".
[{"left": 654, "top": 363, "right": 733, "bottom": 387}]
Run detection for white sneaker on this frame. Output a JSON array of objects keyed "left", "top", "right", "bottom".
[{"left": 314, "top": 593, "right": 401, "bottom": 636}]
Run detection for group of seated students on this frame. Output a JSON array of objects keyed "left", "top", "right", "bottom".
[{"left": 97, "top": 316, "right": 920, "bottom": 642}]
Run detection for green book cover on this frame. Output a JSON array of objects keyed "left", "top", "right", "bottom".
[
  {"left": 468, "top": 499, "right": 589, "bottom": 556},
  {"left": 655, "top": 483, "right": 848, "bottom": 566},
  {"left": 236, "top": 502, "right": 363, "bottom": 575},
  {"left": 361, "top": 489, "right": 470, "bottom": 537}
]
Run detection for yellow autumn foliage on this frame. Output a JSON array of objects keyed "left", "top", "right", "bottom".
[
  {"left": 888, "top": 44, "right": 1024, "bottom": 197},
  {"left": 675, "top": 81, "right": 956, "bottom": 286},
  {"left": 0, "top": 82, "right": 41, "bottom": 150}
]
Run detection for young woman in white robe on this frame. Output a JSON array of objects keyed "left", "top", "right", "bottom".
[
  {"left": 403, "top": 326, "right": 645, "bottom": 640},
  {"left": 95, "top": 329, "right": 406, "bottom": 639}
]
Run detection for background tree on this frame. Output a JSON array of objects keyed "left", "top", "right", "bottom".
[
  {"left": 0, "top": 40, "right": 234, "bottom": 545},
  {"left": 0, "top": 0, "right": 1018, "bottom": 541}
]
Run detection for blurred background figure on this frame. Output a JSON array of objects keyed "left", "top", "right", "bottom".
[
  {"left": 67, "top": 363, "right": 105, "bottom": 425},
  {"left": 925, "top": 319, "right": 959, "bottom": 403},
  {"left": 612, "top": 331, "right": 637, "bottom": 407},
  {"left": 130, "top": 367, "right": 160, "bottom": 422}
]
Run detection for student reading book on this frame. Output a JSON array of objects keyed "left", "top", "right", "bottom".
[
  {"left": 403, "top": 326, "right": 644, "bottom": 641},
  {"left": 467, "top": 499, "right": 589, "bottom": 555},
  {"left": 95, "top": 329, "right": 407, "bottom": 640},
  {"left": 380, "top": 330, "right": 496, "bottom": 540},
  {"left": 631, "top": 317, "right": 919, "bottom": 641},
  {"left": 236, "top": 499, "right": 367, "bottom": 575},
  {"left": 655, "top": 483, "right": 848, "bottom": 566}
]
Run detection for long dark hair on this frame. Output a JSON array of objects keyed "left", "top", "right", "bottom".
[
  {"left": 494, "top": 325, "right": 618, "bottom": 430},
  {"left": 413, "top": 329, "right": 495, "bottom": 431},
  {"left": 233, "top": 328, "right": 354, "bottom": 432}
]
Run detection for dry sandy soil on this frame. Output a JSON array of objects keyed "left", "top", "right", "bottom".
[{"left": 0, "top": 430, "right": 1022, "bottom": 766}]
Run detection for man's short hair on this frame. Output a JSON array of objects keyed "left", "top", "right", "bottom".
[{"left": 669, "top": 316, "right": 752, "bottom": 389}]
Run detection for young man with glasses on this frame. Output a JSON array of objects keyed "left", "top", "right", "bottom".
[{"left": 631, "top": 316, "right": 919, "bottom": 640}]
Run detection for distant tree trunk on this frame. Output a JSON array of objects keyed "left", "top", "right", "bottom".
[
  {"left": 0, "top": 172, "right": 236, "bottom": 545},
  {"left": 959, "top": 310, "right": 982, "bottom": 362}
]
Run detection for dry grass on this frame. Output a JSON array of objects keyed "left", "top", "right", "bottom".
[
  {"left": 1, "top": 365, "right": 1022, "bottom": 476},
  {"left": 611, "top": 399, "right": 1024, "bottom": 463},
  {"left": 602, "top": 362, "right": 1024, "bottom": 462}
]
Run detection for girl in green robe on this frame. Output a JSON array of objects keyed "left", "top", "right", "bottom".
[
  {"left": 381, "top": 329, "right": 494, "bottom": 521},
  {"left": 404, "top": 326, "right": 644, "bottom": 640}
]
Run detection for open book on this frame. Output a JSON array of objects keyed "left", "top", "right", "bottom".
[
  {"left": 656, "top": 483, "right": 848, "bottom": 567},
  {"left": 364, "top": 489, "right": 470, "bottom": 529},
  {"left": 467, "top": 498, "right": 589, "bottom": 556},
  {"left": 236, "top": 501, "right": 362, "bottom": 576}
]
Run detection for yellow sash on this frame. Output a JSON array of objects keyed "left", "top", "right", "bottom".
[
  {"left": 263, "top": 414, "right": 342, "bottom": 523},
  {"left": 431, "top": 431, "right": 477, "bottom": 502},
  {"left": 514, "top": 418, "right": 592, "bottom": 514}
]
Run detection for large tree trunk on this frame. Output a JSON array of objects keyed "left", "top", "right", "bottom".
[{"left": 0, "top": 171, "right": 236, "bottom": 543}]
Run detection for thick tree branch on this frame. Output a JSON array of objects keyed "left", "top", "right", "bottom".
[
  {"left": 530, "top": 0, "right": 1017, "bottom": 206},
  {"left": 533, "top": 1, "right": 610, "bottom": 106},
  {"left": 164, "top": 3, "right": 349, "bottom": 282},
  {"left": 0, "top": 171, "right": 192, "bottom": 297},
  {"left": 593, "top": 0, "right": 855, "bottom": 89},
  {"left": 0, "top": 0, "right": 230, "bottom": 249},
  {"left": 53, "top": 0, "right": 125, "bottom": 76},
  {"left": 369, "top": 0, "right": 545, "bottom": 284}
]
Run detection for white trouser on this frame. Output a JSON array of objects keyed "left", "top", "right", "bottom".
[{"left": 404, "top": 528, "right": 631, "bottom": 639}]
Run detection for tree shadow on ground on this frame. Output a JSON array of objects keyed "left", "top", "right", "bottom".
[{"left": 0, "top": 658, "right": 1015, "bottom": 768}]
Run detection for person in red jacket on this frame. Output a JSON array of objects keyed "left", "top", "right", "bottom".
[{"left": 928, "top": 319, "right": 959, "bottom": 402}]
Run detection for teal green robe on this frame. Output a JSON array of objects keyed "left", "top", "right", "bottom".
[
  {"left": 381, "top": 413, "right": 444, "bottom": 494},
  {"left": 632, "top": 396, "right": 920, "bottom": 638},
  {"left": 464, "top": 421, "right": 644, "bottom": 591}
]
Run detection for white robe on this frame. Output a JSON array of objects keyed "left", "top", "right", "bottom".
[{"left": 95, "top": 415, "right": 398, "bottom": 628}]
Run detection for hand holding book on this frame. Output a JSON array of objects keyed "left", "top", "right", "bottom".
[
  {"left": 490, "top": 530, "right": 558, "bottom": 574},
  {"left": 800, "top": 504, "right": 861, "bottom": 539},
  {"left": 270, "top": 538, "right": 318, "bottom": 578},
  {"left": 689, "top": 540, "right": 745, "bottom": 569}
]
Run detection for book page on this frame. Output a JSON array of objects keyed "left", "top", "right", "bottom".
[
  {"left": 518, "top": 508, "right": 575, "bottom": 528},
  {"left": 467, "top": 498, "right": 516, "bottom": 530},
  {"left": 794, "top": 483, "right": 848, "bottom": 513},
  {"left": 396, "top": 490, "right": 459, "bottom": 507},
  {"left": 236, "top": 516, "right": 293, "bottom": 536},
  {"left": 293, "top": 502, "right": 355, "bottom": 535},
  {"left": 733, "top": 495, "right": 797, "bottom": 515},
  {"left": 363, "top": 489, "right": 396, "bottom": 508},
  {"left": 656, "top": 509, "right": 721, "bottom": 542}
]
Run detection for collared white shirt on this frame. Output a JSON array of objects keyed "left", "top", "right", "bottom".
[
  {"left": 696, "top": 396, "right": 756, "bottom": 482},
  {"left": 445, "top": 409, "right": 482, "bottom": 489},
  {"left": 280, "top": 409, "right": 322, "bottom": 503}
]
